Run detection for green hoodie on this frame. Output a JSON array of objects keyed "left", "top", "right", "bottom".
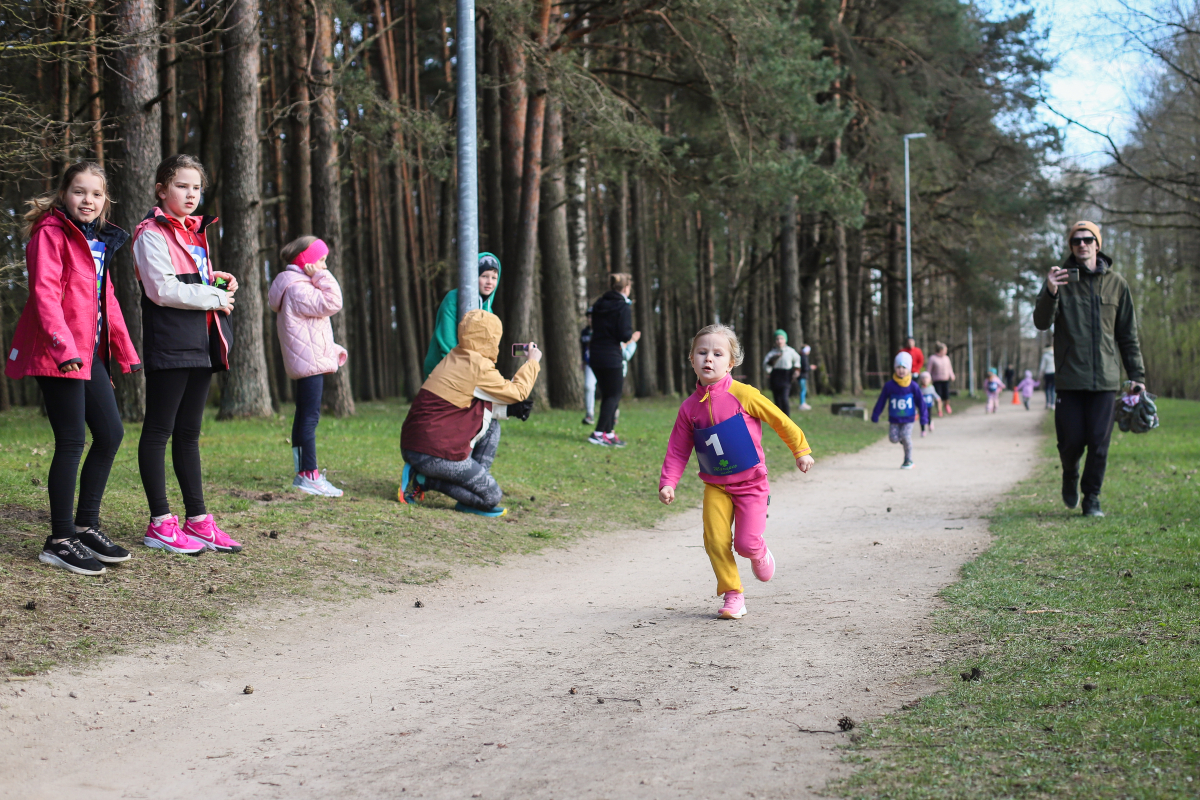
[{"left": 422, "top": 255, "right": 501, "bottom": 378}]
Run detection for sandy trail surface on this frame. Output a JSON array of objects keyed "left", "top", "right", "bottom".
[{"left": 2, "top": 403, "right": 1044, "bottom": 800}]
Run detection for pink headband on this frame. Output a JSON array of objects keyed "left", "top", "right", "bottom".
[{"left": 291, "top": 239, "right": 329, "bottom": 267}]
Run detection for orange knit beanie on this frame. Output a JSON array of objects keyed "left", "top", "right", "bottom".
[{"left": 1067, "top": 220, "right": 1102, "bottom": 249}]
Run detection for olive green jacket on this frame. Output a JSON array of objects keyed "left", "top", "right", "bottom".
[{"left": 1032, "top": 253, "right": 1145, "bottom": 392}]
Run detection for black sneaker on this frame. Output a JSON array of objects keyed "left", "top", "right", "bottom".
[
  {"left": 76, "top": 526, "right": 132, "bottom": 563},
  {"left": 1081, "top": 495, "right": 1105, "bottom": 517},
  {"left": 1062, "top": 473, "right": 1079, "bottom": 510},
  {"left": 39, "top": 537, "right": 106, "bottom": 576}
]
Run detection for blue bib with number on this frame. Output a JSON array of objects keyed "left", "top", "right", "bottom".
[{"left": 693, "top": 412, "right": 760, "bottom": 478}]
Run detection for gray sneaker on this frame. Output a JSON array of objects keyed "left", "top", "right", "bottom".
[{"left": 293, "top": 470, "right": 344, "bottom": 497}]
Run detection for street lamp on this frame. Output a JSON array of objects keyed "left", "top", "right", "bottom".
[
  {"left": 455, "top": 0, "right": 479, "bottom": 320},
  {"left": 903, "top": 132, "right": 926, "bottom": 339}
]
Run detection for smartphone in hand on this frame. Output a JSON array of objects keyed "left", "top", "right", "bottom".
[{"left": 512, "top": 343, "right": 529, "bottom": 358}]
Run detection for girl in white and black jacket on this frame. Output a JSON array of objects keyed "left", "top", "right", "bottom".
[{"left": 131, "top": 154, "right": 242, "bottom": 556}]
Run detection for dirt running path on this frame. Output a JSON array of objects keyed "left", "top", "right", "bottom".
[{"left": 2, "top": 403, "right": 1044, "bottom": 799}]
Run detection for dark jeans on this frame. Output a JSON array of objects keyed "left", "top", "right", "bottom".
[
  {"left": 594, "top": 366, "right": 624, "bottom": 434},
  {"left": 1043, "top": 373, "right": 1057, "bottom": 407},
  {"left": 1055, "top": 390, "right": 1116, "bottom": 499},
  {"left": 402, "top": 419, "right": 502, "bottom": 510},
  {"left": 292, "top": 374, "right": 324, "bottom": 472},
  {"left": 35, "top": 359, "right": 124, "bottom": 538},
  {"left": 138, "top": 367, "right": 212, "bottom": 518},
  {"left": 933, "top": 380, "right": 951, "bottom": 402},
  {"left": 769, "top": 369, "right": 793, "bottom": 415}
]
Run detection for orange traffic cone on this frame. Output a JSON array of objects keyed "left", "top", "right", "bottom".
[{"left": 1012, "top": 388, "right": 1019, "bottom": 405}]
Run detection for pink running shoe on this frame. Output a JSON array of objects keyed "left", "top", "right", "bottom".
[
  {"left": 750, "top": 548, "right": 776, "bottom": 582},
  {"left": 182, "top": 515, "right": 243, "bottom": 553},
  {"left": 143, "top": 516, "right": 205, "bottom": 556},
  {"left": 718, "top": 591, "right": 747, "bottom": 620}
]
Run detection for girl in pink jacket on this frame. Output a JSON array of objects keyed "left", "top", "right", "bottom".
[
  {"left": 7, "top": 162, "right": 142, "bottom": 576},
  {"left": 268, "top": 236, "right": 348, "bottom": 497},
  {"left": 659, "top": 324, "right": 815, "bottom": 620}
]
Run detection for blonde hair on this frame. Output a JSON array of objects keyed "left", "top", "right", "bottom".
[
  {"left": 609, "top": 272, "right": 633, "bottom": 292},
  {"left": 155, "top": 154, "right": 209, "bottom": 206},
  {"left": 689, "top": 324, "right": 744, "bottom": 367},
  {"left": 280, "top": 235, "right": 318, "bottom": 265},
  {"left": 22, "top": 161, "right": 111, "bottom": 236}
]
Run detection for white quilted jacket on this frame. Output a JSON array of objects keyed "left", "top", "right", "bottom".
[{"left": 268, "top": 265, "right": 348, "bottom": 379}]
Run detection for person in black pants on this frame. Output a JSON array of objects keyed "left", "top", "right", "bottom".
[{"left": 587, "top": 272, "right": 636, "bottom": 447}]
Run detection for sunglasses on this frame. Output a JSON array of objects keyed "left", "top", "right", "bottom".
[{"left": 1070, "top": 236, "right": 1096, "bottom": 246}]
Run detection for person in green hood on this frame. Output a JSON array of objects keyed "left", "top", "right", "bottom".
[{"left": 423, "top": 253, "right": 501, "bottom": 378}]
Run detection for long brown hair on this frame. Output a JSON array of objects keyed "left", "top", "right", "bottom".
[{"left": 22, "top": 161, "right": 111, "bottom": 237}]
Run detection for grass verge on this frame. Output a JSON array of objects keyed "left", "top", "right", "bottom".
[
  {"left": 837, "top": 397, "right": 1200, "bottom": 799},
  {"left": 0, "top": 393, "right": 882, "bottom": 676}
]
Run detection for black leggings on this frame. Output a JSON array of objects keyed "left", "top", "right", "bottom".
[
  {"left": 769, "top": 369, "right": 793, "bottom": 415},
  {"left": 593, "top": 366, "right": 624, "bottom": 434},
  {"left": 138, "top": 367, "right": 212, "bottom": 518},
  {"left": 292, "top": 374, "right": 323, "bottom": 472},
  {"left": 35, "top": 359, "right": 124, "bottom": 538},
  {"left": 1055, "top": 390, "right": 1116, "bottom": 499}
]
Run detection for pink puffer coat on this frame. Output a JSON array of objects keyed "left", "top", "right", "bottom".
[{"left": 267, "top": 265, "right": 347, "bottom": 379}]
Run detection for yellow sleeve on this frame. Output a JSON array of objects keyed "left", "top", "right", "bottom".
[{"left": 729, "top": 381, "right": 812, "bottom": 457}]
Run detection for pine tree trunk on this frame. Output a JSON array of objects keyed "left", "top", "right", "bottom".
[
  {"left": 834, "top": 218, "right": 851, "bottom": 394},
  {"left": 105, "top": 0, "right": 159, "bottom": 422},
  {"left": 311, "top": 0, "right": 355, "bottom": 415},
  {"left": 160, "top": 0, "right": 177, "bottom": 158},
  {"left": 538, "top": 96, "right": 583, "bottom": 409},
  {"left": 86, "top": 10, "right": 104, "bottom": 165},
  {"left": 629, "top": 178, "right": 657, "bottom": 396},
  {"left": 218, "top": 0, "right": 272, "bottom": 419},
  {"left": 567, "top": 131, "right": 589, "bottom": 316},
  {"left": 887, "top": 218, "right": 904, "bottom": 357},
  {"left": 498, "top": 39, "right": 527, "bottom": 277},
  {"left": 286, "top": 0, "right": 313, "bottom": 236},
  {"left": 482, "top": 19, "right": 504, "bottom": 258}
]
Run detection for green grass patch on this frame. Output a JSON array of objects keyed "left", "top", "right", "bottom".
[
  {"left": 0, "top": 393, "right": 881, "bottom": 675},
  {"left": 837, "top": 398, "right": 1200, "bottom": 799}
]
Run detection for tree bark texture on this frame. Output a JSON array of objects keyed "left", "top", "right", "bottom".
[
  {"left": 105, "top": 0, "right": 159, "bottom": 421},
  {"left": 311, "top": 0, "right": 355, "bottom": 416},
  {"left": 538, "top": 97, "right": 584, "bottom": 409},
  {"left": 218, "top": 0, "right": 273, "bottom": 419},
  {"left": 286, "top": 0, "right": 313, "bottom": 236},
  {"left": 629, "top": 177, "right": 657, "bottom": 396},
  {"left": 834, "top": 218, "right": 851, "bottom": 394},
  {"left": 498, "top": 39, "right": 527, "bottom": 278}
]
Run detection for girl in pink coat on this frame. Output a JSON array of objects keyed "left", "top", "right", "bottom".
[
  {"left": 6, "top": 162, "right": 142, "bottom": 576},
  {"left": 659, "top": 324, "right": 815, "bottom": 620},
  {"left": 268, "top": 236, "right": 348, "bottom": 497}
]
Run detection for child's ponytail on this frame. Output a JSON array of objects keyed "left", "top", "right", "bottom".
[{"left": 22, "top": 161, "right": 111, "bottom": 238}]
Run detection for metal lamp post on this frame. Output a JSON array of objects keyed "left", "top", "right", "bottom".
[
  {"left": 903, "top": 132, "right": 926, "bottom": 339},
  {"left": 455, "top": 0, "right": 479, "bottom": 320}
]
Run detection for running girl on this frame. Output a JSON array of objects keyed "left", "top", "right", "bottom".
[
  {"left": 984, "top": 367, "right": 1006, "bottom": 414},
  {"left": 268, "top": 235, "right": 348, "bottom": 496},
  {"left": 131, "top": 154, "right": 242, "bottom": 555},
  {"left": 870, "top": 352, "right": 928, "bottom": 468},
  {"left": 6, "top": 162, "right": 142, "bottom": 575},
  {"left": 659, "top": 324, "right": 814, "bottom": 620}
]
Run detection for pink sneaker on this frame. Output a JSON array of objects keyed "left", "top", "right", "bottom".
[
  {"left": 143, "top": 516, "right": 205, "bottom": 556},
  {"left": 182, "top": 515, "right": 243, "bottom": 553},
  {"left": 718, "top": 591, "right": 747, "bottom": 620},
  {"left": 750, "top": 548, "right": 776, "bottom": 582}
]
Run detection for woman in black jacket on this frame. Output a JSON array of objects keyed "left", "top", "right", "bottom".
[{"left": 587, "top": 273, "right": 635, "bottom": 446}]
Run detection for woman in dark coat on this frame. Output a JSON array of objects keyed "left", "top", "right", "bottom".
[{"left": 587, "top": 272, "right": 635, "bottom": 447}]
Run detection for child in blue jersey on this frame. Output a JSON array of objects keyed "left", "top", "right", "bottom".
[{"left": 871, "top": 352, "right": 928, "bottom": 469}]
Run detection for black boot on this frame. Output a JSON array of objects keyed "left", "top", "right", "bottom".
[
  {"left": 1081, "top": 494, "right": 1105, "bottom": 517},
  {"left": 1062, "top": 472, "right": 1079, "bottom": 510}
]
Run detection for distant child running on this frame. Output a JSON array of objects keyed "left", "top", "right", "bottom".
[
  {"left": 132, "top": 154, "right": 241, "bottom": 556},
  {"left": 918, "top": 371, "right": 938, "bottom": 436},
  {"left": 6, "top": 162, "right": 142, "bottom": 575},
  {"left": 871, "top": 352, "right": 928, "bottom": 469},
  {"left": 1015, "top": 369, "right": 1039, "bottom": 411},
  {"left": 984, "top": 367, "right": 1006, "bottom": 413},
  {"left": 269, "top": 236, "right": 348, "bottom": 497},
  {"left": 659, "top": 324, "right": 814, "bottom": 621}
]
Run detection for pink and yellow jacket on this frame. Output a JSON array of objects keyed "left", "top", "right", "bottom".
[{"left": 660, "top": 374, "right": 812, "bottom": 489}]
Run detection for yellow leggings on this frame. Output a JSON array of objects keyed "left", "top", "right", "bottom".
[{"left": 702, "top": 478, "right": 771, "bottom": 595}]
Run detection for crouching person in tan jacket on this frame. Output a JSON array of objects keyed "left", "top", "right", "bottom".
[{"left": 398, "top": 310, "right": 541, "bottom": 517}]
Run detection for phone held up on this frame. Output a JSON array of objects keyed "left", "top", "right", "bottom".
[
  {"left": 512, "top": 343, "right": 529, "bottom": 358},
  {"left": 1053, "top": 266, "right": 1080, "bottom": 284}
]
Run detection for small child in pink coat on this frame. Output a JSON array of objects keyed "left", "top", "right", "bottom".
[
  {"left": 268, "top": 236, "right": 348, "bottom": 497},
  {"left": 1015, "top": 370, "right": 1039, "bottom": 411},
  {"left": 659, "top": 324, "right": 815, "bottom": 620}
]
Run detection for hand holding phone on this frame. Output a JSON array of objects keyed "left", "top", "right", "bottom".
[{"left": 512, "top": 343, "right": 529, "bottom": 358}]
